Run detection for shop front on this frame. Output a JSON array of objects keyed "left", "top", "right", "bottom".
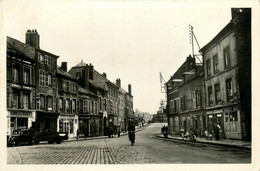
[
  {"left": 58, "top": 115, "right": 78, "bottom": 139},
  {"left": 223, "top": 105, "right": 242, "bottom": 140},
  {"left": 79, "top": 115, "right": 102, "bottom": 137},
  {"left": 7, "top": 109, "right": 36, "bottom": 135},
  {"left": 206, "top": 108, "right": 224, "bottom": 139},
  {"left": 36, "top": 111, "right": 59, "bottom": 132}
]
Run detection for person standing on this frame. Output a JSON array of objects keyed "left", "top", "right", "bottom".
[
  {"left": 214, "top": 123, "right": 220, "bottom": 140},
  {"left": 76, "top": 129, "right": 80, "bottom": 140}
]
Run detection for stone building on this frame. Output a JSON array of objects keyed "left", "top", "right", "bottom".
[
  {"left": 6, "top": 36, "right": 37, "bottom": 135},
  {"left": 28, "top": 30, "right": 60, "bottom": 133},
  {"left": 68, "top": 61, "right": 102, "bottom": 137},
  {"left": 200, "top": 8, "right": 251, "bottom": 140},
  {"left": 56, "top": 62, "right": 79, "bottom": 139}
]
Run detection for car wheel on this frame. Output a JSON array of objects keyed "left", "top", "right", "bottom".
[
  {"left": 30, "top": 139, "right": 35, "bottom": 145},
  {"left": 48, "top": 138, "right": 54, "bottom": 144},
  {"left": 11, "top": 140, "right": 18, "bottom": 147},
  {"left": 56, "top": 139, "right": 61, "bottom": 144}
]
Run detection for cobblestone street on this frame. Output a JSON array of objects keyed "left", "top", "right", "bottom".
[
  {"left": 7, "top": 137, "right": 152, "bottom": 164},
  {"left": 7, "top": 123, "right": 250, "bottom": 164}
]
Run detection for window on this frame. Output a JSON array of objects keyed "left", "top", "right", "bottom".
[
  {"left": 224, "top": 46, "right": 231, "bottom": 69},
  {"left": 45, "top": 55, "right": 49, "bottom": 64},
  {"left": 66, "top": 81, "right": 70, "bottom": 92},
  {"left": 39, "top": 70, "right": 45, "bottom": 86},
  {"left": 23, "top": 69, "right": 30, "bottom": 85},
  {"left": 99, "top": 97, "right": 102, "bottom": 110},
  {"left": 65, "top": 99, "right": 70, "bottom": 113},
  {"left": 59, "top": 79, "right": 63, "bottom": 90},
  {"left": 79, "top": 99, "right": 83, "bottom": 112},
  {"left": 13, "top": 67, "right": 19, "bottom": 84},
  {"left": 226, "top": 78, "right": 233, "bottom": 101},
  {"left": 40, "top": 95, "right": 45, "bottom": 110},
  {"left": 59, "top": 98, "right": 63, "bottom": 112},
  {"left": 76, "top": 72, "right": 81, "bottom": 78},
  {"left": 72, "top": 100, "right": 76, "bottom": 113},
  {"left": 47, "top": 74, "right": 52, "bottom": 87},
  {"left": 72, "top": 83, "right": 76, "bottom": 93},
  {"left": 38, "top": 53, "right": 44, "bottom": 62},
  {"left": 192, "top": 91, "right": 196, "bottom": 108},
  {"left": 13, "top": 91, "right": 20, "bottom": 108},
  {"left": 213, "top": 54, "right": 219, "bottom": 74},
  {"left": 208, "top": 86, "right": 213, "bottom": 105},
  {"left": 23, "top": 92, "right": 30, "bottom": 109},
  {"left": 86, "top": 100, "right": 89, "bottom": 113},
  {"left": 215, "top": 83, "right": 221, "bottom": 104},
  {"left": 83, "top": 99, "right": 86, "bottom": 113},
  {"left": 206, "top": 59, "right": 211, "bottom": 77},
  {"left": 47, "top": 96, "right": 53, "bottom": 111}
]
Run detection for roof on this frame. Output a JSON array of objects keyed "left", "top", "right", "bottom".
[
  {"left": 89, "top": 79, "right": 108, "bottom": 91},
  {"left": 7, "top": 36, "right": 36, "bottom": 60},
  {"left": 79, "top": 86, "right": 97, "bottom": 97},
  {"left": 57, "top": 66, "right": 77, "bottom": 81},
  {"left": 74, "top": 60, "right": 87, "bottom": 67},
  {"left": 200, "top": 21, "right": 234, "bottom": 53}
]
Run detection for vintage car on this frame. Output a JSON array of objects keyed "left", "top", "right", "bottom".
[{"left": 7, "top": 129, "right": 37, "bottom": 146}]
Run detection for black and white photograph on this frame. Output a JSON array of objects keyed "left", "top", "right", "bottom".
[{"left": 0, "top": 0, "right": 259, "bottom": 171}]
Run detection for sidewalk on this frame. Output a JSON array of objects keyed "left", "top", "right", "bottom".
[
  {"left": 157, "top": 134, "right": 251, "bottom": 150},
  {"left": 66, "top": 125, "right": 146, "bottom": 142}
]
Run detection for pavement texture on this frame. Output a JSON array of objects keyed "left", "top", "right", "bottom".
[
  {"left": 156, "top": 134, "right": 251, "bottom": 150},
  {"left": 7, "top": 123, "right": 251, "bottom": 164}
]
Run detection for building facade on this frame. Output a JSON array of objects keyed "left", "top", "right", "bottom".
[
  {"left": 56, "top": 62, "right": 79, "bottom": 138},
  {"left": 6, "top": 37, "right": 37, "bottom": 135},
  {"left": 200, "top": 8, "right": 251, "bottom": 140}
]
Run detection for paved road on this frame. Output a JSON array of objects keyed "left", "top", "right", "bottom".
[{"left": 7, "top": 123, "right": 250, "bottom": 164}]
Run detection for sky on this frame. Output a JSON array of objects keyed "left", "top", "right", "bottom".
[{"left": 1, "top": 0, "right": 256, "bottom": 114}]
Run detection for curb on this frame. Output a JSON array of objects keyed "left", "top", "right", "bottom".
[
  {"left": 65, "top": 126, "right": 147, "bottom": 142},
  {"left": 156, "top": 135, "right": 251, "bottom": 151}
]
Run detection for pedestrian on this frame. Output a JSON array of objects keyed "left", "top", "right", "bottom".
[
  {"left": 84, "top": 129, "right": 87, "bottom": 140},
  {"left": 204, "top": 129, "right": 209, "bottom": 140},
  {"left": 76, "top": 129, "right": 80, "bottom": 140},
  {"left": 214, "top": 123, "right": 220, "bottom": 140}
]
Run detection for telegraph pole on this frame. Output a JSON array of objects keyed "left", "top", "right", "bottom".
[{"left": 189, "top": 24, "right": 202, "bottom": 63}]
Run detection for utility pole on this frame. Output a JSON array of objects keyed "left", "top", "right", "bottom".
[{"left": 189, "top": 24, "right": 202, "bottom": 63}]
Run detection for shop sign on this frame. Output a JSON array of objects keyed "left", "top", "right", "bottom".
[
  {"left": 10, "top": 111, "right": 32, "bottom": 117},
  {"left": 209, "top": 115, "right": 213, "bottom": 118},
  {"left": 217, "top": 114, "right": 222, "bottom": 117}
]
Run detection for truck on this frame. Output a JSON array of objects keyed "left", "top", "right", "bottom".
[{"left": 35, "top": 129, "right": 68, "bottom": 144}]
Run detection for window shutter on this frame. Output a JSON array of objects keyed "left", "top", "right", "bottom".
[
  {"left": 180, "top": 96, "right": 183, "bottom": 111},
  {"left": 53, "top": 77, "right": 56, "bottom": 88}
]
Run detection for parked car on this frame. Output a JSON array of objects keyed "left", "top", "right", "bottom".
[
  {"left": 7, "top": 129, "right": 38, "bottom": 147},
  {"left": 37, "top": 129, "right": 68, "bottom": 144}
]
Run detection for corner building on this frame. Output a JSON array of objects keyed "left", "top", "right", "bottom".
[{"left": 200, "top": 9, "right": 251, "bottom": 140}]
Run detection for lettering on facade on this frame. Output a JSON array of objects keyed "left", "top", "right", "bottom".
[{"left": 10, "top": 111, "right": 32, "bottom": 117}]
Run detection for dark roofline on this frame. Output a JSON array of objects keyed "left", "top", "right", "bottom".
[
  {"left": 57, "top": 67, "right": 77, "bottom": 81},
  {"left": 36, "top": 48, "right": 59, "bottom": 58},
  {"left": 200, "top": 21, "right": 234, "bottom": 53}
]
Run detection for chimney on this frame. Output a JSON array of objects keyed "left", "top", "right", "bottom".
[
  {"left": 26, "top": 29, "right": 40, "bottom": 48},
  {"left": 116, "top": 78, "right": 121, "bottom": 87},
  {"left": 84, "top": 64, "right": 89, "bottom": 90},
  {"left": 61, "top": 62, "right": 67, "bottom": 72},
  {"left": 89, "top": 63, "right": 94, "bottom": 80},
  {"left": 102, "top": 72, "right": 107, "bottom": 79},
  {"left": 128, "top": 84, "right": 132, "bottom": 95}
]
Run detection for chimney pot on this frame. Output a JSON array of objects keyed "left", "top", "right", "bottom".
[{"left": 61, "top": 62, "right": 67, "bottom": 72}]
